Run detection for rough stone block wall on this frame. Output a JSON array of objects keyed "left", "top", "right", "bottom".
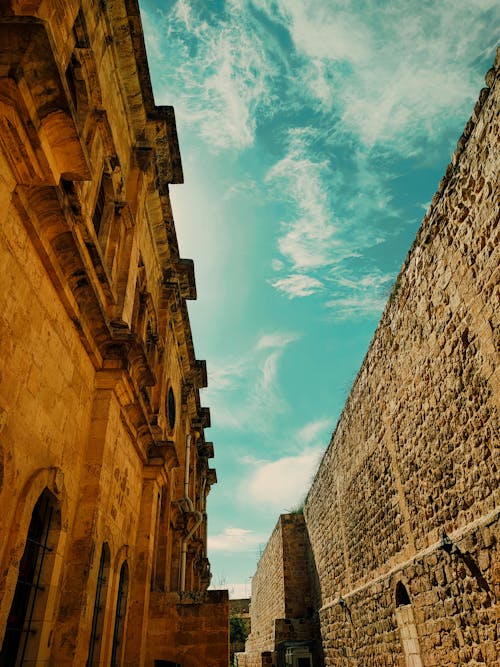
[
  {"left": 317, "top": 517, "right": 498, "bottom": 666},
  {"left": 303, "top": 51, "right": 499, "bottom": 666},
  {"left": 244, "top": 514, "right": 322, "bottom": 667},
  {"left": 282, "top": 514, "right": 317, "bottom": 619},
  {"left": 245, "top": 516, "right": 286, "bottom": 665}
]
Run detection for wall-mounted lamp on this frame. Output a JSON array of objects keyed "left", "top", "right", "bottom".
[{"left": 440, "top": 531, "right": 454, "bottom": 554}]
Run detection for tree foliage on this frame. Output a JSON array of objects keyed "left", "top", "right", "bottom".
[{"left": 230, "top": 616, "right": 249, "bottom": 644}]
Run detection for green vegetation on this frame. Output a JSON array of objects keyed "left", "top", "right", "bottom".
[{"left": 230, "top": 616, "right": 249, "bottom": 644}]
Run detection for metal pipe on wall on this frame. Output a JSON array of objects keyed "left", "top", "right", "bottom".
[{"left": 180, "top": 432, "right": 202, "bottom": 593}]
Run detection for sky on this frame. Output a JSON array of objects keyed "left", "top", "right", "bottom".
[{"left": 138, "top": 0, "right": 499, "bottom": 598}]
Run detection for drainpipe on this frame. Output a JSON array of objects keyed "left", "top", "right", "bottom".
[
  {"left": 180, "top": 432, "right": 203, "bottom": 593},
  {"left": 201, "top": 476, "right": 208, "bottom": 547}
]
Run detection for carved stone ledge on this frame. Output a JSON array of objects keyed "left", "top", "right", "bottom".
[
  {"left": 147, "top": 439, "right": 178, "bottom": 468},
  {"left": 198, "top": 407, "right": 211, "bottom": 429},
  {"left": 0, "top": 19, "right": 91, "bottom": 183},
  {"left": 134, "top": 143, "right": 153, "bottom": 172},
  {"left": 194, "top": 359, "right": 207, "bottom": 389},
  {"left": 177, "top": 258, "right": 196, "bottom": 300}
]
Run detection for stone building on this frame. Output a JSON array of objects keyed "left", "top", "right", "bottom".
[
  {"left": 0, "top": 1, "right": 228, "bottom": 666},
  {"left": 241, "top": 50, "right": 499, "bottom": 667},
  {"left": 240, "top": 514, "right": 321, "bottom": 667}
]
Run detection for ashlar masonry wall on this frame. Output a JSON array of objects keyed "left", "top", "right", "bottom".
[
  {"left": 244, "top": 514, "right": 322, "bottom": 667},
  {"left": 245, "top": 516, "right": 287, "bottom": 665},
  {"left": 303, "top": 51, "right": 499, "bottom": 666}
]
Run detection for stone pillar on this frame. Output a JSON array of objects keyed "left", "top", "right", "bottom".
[
  {"left": 50, "top": 387, "right": 114, "bottom": 666},
  {"left": 123, "top": 469, "right": 161, "bottom": 667}
]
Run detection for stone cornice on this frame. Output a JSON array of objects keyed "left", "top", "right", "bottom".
[{"left": 0, "top": 17, "right": 91, "bottom": 184}]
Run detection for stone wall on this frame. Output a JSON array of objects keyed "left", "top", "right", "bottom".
[
  {"left": 245, "top": 516, "right": 287, "bottom": 664},
  {"left": 146, "top": 590, "right": 230, "bottom": 667},
  {"left": 302, "top": 49, "right": 500, "bottom": 666},
  {"left": 244, "top": 514, "right": 322, "bottom": 667}
]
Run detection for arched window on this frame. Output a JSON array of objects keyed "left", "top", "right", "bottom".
[
  {"left": 152, "top": 487, "right": 170, "bottom": 592},
  {"left": 87, "top": 544, "right": 111, "bottom": 667},
  {"left": 0, "top": 489, "right": 61, "bottom": 666},
  {"left": 395, "top": 581, "right": 411, "bottom": 607},
  {"left": 394, "top": 581, "right": 423, "bottom": 667},
  {"left": 110, "top": 562, "right": 129, "bottom": 667},
  {"left": 167, "top": 387, "right": 176, "bottom": 431}
]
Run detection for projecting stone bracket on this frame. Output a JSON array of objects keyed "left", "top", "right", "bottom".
[
  {"left": 197, "top": 441, "right": 214, "bottom": 459},
  {"left": 134, "top": 143, "right": 153, "bottom": 172},
  {"left": 162, "top": 258, "right": 197, "bottom": 300},
  {"left": 146, "top": 439, "right": 178, "bottom": 467}
]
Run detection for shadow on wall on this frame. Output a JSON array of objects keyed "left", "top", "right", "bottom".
[
  {"left": 440, "top": 531, "right": 493, "bottom": 602},
  {"left": 303, "top": 525, "right": 325, "bottom": 667}
]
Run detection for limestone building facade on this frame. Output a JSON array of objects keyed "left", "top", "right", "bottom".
[
  {"left": 0, "top": 1, "right": 228, "bottom": 666},
  {"left": 241, "top": 50, "right": 499, "bottom": 667}
]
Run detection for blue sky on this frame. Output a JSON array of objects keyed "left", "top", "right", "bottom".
[{"left": 139, "top": 0, "right": 499, "bottom": 597}]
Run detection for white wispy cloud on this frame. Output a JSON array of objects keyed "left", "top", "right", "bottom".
[
  {"left": 142, "top": 0, "right": 496, "bottom": 320},
  {"left": 208, "top": 527, "right": 266, "bottom": 552},
  {"left": 257, "top": 0, "right": 498, "bottom": 151},
  {"left": 223, "top": 178, "right": 259, "bottom": 200},
  {"left": 325, "top": 269, "right": 395, "bottom": 319},
  {"left": 265, "top": 128, "right": 396, "bottom": 306},
  {"left": 246, "top": 448, "right": 323, "bottom": 510},
  {"left": 266, "top": 128, "right": 339, "bottom": 271},
  {"left": 205, "top": 331, "right": 300, "bottom": 433},
  {"left": 297, "top": 417, "right": 332, "bottom": 444},
  {"left": 144, "top": 0, "right": 496, "bottom": 154},
  {"left": 144, "top": 0, "right": 280, "bottom": 151},
  {"left": 271, "top": 274, "right": 323, "bottom": 299},
  {"left": 256, "top": 331, "right": 300, "bottom": 350},
  {"left": 207, "top": 358, "right": 248, "bottom": 391}
]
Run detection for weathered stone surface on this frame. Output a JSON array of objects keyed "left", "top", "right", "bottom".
[
  {"left": 0, "top": 1, "right": 227, "bottom": 665},
  {"left": 244, "top": 514, "right": 322, "bottom": 667}
]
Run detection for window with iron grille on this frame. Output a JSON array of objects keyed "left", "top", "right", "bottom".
[
  {"left": 0, "top": 490, "right": 59, "bottom": 666},
  {"left": 92, "top": 177, "right": 106, "bottom": 237},
  {"left": 110, "top": 562, "right": 129, "bottom": 667},
  {"left": 87, "top": 544, "right": 110, "bottom": 667}
]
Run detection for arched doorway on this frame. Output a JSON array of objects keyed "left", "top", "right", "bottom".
[{"left": 394, "top": 581, "right": 423, "bottom": 667}]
